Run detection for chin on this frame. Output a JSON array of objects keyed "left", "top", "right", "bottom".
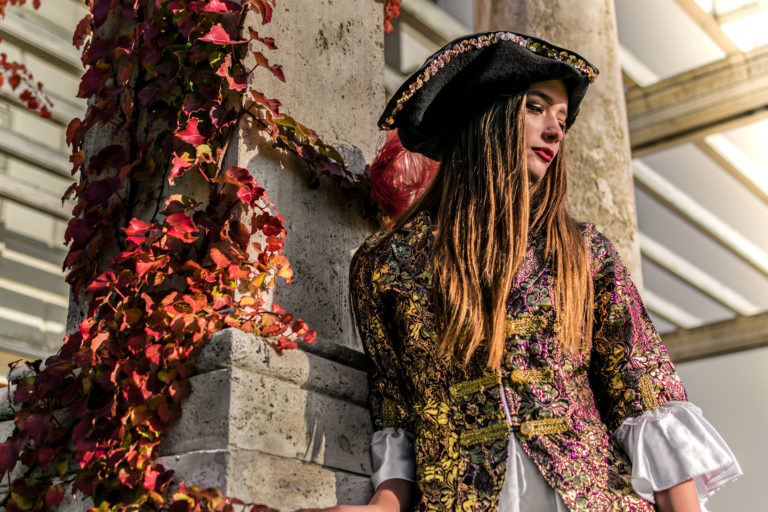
[{"left": 528, "top": 167, "right": 546, "bottom": 182}]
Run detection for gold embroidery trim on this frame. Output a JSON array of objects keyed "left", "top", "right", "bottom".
[
  {"left": 638, "top": 374, "right": 660, "bottom": 410},
  {"left": 381, "top": 398, "right": 401, "bottom": 426},
  {"left": 508, "top": 368, "right": 553, "bottom": 386},
  {"left": 505, "top": 314, "right": 546, "bottom": 338},
  {"left": 380, "top": 32, "right": 598, "bottom": 129},
  {"left": 459, "top": 421, "right": 509, "bottom": 447},
  {"left": 449, "top": 372, "right": 502, "bottom": 399},
  {"left": 519, "top": 417, "right": 570, "bottom": 439}
]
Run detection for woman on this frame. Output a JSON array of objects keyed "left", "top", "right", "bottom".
[{"left": 343, "top": 31, "right": 739, "bottom": 512}]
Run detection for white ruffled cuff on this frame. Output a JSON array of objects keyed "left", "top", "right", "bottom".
[
  {"left": 613, "top": 400, "right": 742, "bottom": 504},
  {"left": 370, "top": 427, "right": 417, "bottom": 490}
]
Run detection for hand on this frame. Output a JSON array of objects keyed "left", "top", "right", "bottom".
[
  {"left": 294, "top": 506, "right": 381, "bottom": 512},
  {"left": 295, "top": 479, "right": 412, "bottom": 512},
  {"left": 653, "top": 479, "right": 701, "bottom": 512}
]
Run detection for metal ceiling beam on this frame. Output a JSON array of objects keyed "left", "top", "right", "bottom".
[
  {"left": 0, "top": 174, "right": 70, "bottom": 220},
  {"left": 0, "top": 125, "right": 73, "bottom": 179},
  {"left": 639, "top": 232, "right": 762, "bottom": 316},
  {"left": 633, "top": 160, "right": 768, "bottom": 279},
  {"left": 627, "top": 45, "right": 768, "bottom": 155},
  {"left": 673, "top": 0, "right": 740, "bottom": 54},
  {"left": 642, "top": 289, "right": 705, "bottom": 330},
  {"left": 0, "top": 10, "right": 82, "bottom": 74},
  {"left": 695, "top": 137, "right": 768, "bottom": 205},
  {"left": 398, "top": 0, "right": 470, "bottom": 46},
  {"left": 714, "top": 3, "right": 764, "bottom": 25},
  {"left": 664, "top": 310, "right": 768, "bottom": 362}
]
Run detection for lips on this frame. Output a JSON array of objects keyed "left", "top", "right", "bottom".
[{"left": 532, "top": 147, "right": 553, "bottom": 163}]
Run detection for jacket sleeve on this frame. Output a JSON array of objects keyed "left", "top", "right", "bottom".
[
  {"left": 349, "top": 240, "right": 414, "bottom": 431},
  {"left": 586, "top": 226, "right": 687, "bottom": 432}
]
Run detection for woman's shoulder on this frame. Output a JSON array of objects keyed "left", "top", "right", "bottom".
[
  {"left": 351, "top": 211, "right": 431, "bottom": 273},
  {"left": 575, "top": 221, "right": 626, "bottom": 277},
  {"left": 576, "top": 221, "right": 618, "bottom": 253}
]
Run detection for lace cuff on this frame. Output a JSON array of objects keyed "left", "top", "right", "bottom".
[
  {"left": 370, "top": 427, "right": 416, "bottom": 490},
  {"left": 613, "top": 400, "right": 742, "bottom": 503}
]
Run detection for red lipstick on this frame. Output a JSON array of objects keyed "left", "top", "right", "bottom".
[{"left": 532, "top": 147, "right": 553, "bottom": 162}]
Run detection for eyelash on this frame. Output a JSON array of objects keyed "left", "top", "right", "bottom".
[{"left": 526, "top": 103, "right": 566, "bottom": 131}]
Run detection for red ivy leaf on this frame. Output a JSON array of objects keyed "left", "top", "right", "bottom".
[
  {"left": 248, "top": 89, "right": 281, "bottom": 116},
  {"left": 44, "top": 484, "right": 65, "bottom": 507},
  {"left": 125, "top": 218, "right": 155, "bottom": 237},
  {"left": 210, "top": 247, "right": 230, "bottom": 268},
  {"left": 73, "top": 14, "right": 93, "bottom": 49},
  {"left": 199, "top": 23, "right": 232, "bottom": 45},
  {"left": 176, "top": 117, "right": 205, "bottom": 146},
  {"left": 165, "top": 213, "right": 198, "bottom": 242},
  {"left": 170, "top": 152, "right": 194, "bottom": 184},
  {"left": 247, "top": 28, "right": 277, "bottom": 49},
  {"left": 8, "top": 73, "right": 21, "bottom": 90},
  {"left": 251, "top": 0, "right": 275, "bottom": 23},
  {"left": 252, "top": 51, "right": 284, "bottom": 82},
  {"left": 0, "top": 441, "right": 19, "bottom": 474},
  {"left": 145, "top": 344, "right": 162, "bottom": 365},
  {"left": 85, "top": 271, "right": 115, "bottom": 294},
  {"left": 202, "top": 0, "right": 229, "bottom": 12}
]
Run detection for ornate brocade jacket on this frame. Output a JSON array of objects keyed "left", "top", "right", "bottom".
[{"left": 349, "top": 211, "right": 688, "bottom": 512}]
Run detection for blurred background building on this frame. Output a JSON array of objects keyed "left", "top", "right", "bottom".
[{"left": 0, "top": 0, "right": 765, "bottom": 509}]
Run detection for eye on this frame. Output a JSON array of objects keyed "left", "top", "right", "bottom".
[
  {"left": 526, "top": 102, "right": 544, "bottom": 114},
  {"left": 558, "top": 121, "right": 566, "bottom": 131}
]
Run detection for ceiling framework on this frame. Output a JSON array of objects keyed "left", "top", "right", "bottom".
[
  {"left": 663, "top": 310, "right": 768, "bottom": 362},
  {"left": 626, "top": 44, "right": 768, "bottom": 155},
  {"left": 673, "top": 0, "right": 741, "bottom": 54}
]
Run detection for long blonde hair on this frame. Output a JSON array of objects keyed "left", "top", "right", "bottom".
[{"left": 385, "top": 91, "right": 593, "bottom": 369}]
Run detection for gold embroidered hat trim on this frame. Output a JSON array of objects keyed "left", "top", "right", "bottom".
[{"left": 379, "top": 31, "right": 598, "bottom": 130}]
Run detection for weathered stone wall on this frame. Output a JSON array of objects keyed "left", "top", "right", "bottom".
[
  {"left": 159, "top": 329, "right": 373, "bottom": 509},
  {"left": 474, "top": 0, "right": 642, "bottom": 277},
  {"left": 157, "top": 0, "right": 385, "bottom": 507},
  {"left": 0, "top": 328, "right": 375, "bottom": 510},
  {"left": 233, "top": 0, "right": 384, "bottom": 352}
]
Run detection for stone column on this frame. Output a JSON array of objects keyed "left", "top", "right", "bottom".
[
  {"left": 160, "top": 0, "right": 383, "bottom": 509},
  {"left": 474, "top": 0, "right": 642, "bottom": 276}
]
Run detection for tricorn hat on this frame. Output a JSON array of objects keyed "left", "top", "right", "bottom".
[{"left": 378, "top": 31, "right": 599, "bottom": 160}]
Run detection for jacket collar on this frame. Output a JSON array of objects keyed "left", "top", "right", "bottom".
[{"left": 393, "top": 210, "right": 552, "bottom": 294}]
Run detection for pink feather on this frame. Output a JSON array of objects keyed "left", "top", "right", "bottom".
[{"left": 368, "top": 131, "right": 439, "bottom": 218}]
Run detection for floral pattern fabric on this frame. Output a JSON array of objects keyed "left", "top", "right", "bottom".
[{"left": 349, "top": 211, "right": 688, "bottom": 511}]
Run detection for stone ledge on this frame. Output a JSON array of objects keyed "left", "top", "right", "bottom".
[
  {"left": 160, "top": 366, "right": 373, "bottom": 475},
  {"left": 159, "top": 448, "right": 372, "bottom": 510},
  {"left": 199, "top": 328, "right": 369, "bottom": 406}
]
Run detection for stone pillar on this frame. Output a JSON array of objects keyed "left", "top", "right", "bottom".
[
  {"left": 161, "top": 0, "right": 383, "bottom": 509},
  {"left": 474, "top": 0, "right": 642, "bottom": 276}
]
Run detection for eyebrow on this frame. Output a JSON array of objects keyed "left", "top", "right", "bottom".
[{"left": 527, "top": 90, "right": 568, "bottom": 118}]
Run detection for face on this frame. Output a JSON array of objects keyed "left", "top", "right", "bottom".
[{"left": 524, "top": 80, "right": 568, "bottom": 182}]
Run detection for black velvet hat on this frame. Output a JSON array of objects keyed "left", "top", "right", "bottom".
[{"left": 379, "top": 31, "right": 599, "bottom": 160}]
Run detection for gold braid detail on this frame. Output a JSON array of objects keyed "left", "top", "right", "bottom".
[
  {"left": 459, "top": 421, "right": 509, "bottom": 447},
  {"left": 638, "top": 374, "right": 660, "bottom": 410},
  {"left": 508, "top": 368, "right": 553, "bottom": 386},
  {"left": 519, "top": 417, "right": 570, "bottom": 439},
  {"left": 449, "top": 372, "right": 502, "bottom": 399},
  {"left": 505, "top": 314, "right": 546, "bottom": 338}
]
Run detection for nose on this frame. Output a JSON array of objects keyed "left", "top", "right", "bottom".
[{"left": 542, "top": 116, "right": 564, "bottom": 143}]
